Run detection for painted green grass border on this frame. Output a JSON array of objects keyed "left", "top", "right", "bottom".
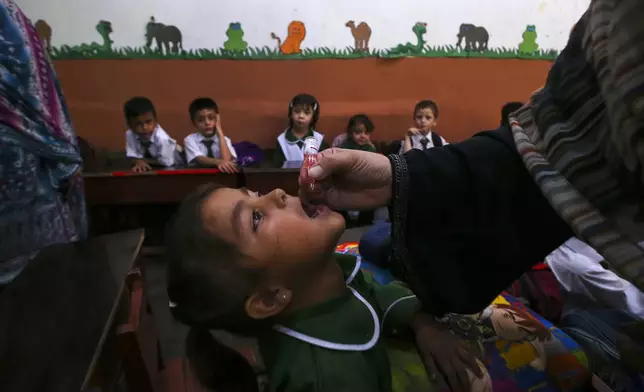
[{"left": 51, "top": 44, "right": 558, "bottom": 61}]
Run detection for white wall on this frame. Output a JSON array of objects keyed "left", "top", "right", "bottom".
[{"left": 17, "top": 0, "right": 589, "bottom": 52}]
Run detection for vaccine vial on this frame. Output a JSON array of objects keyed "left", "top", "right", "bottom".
[{"left": 302, "top": 137, "right": 320, "bottom": 191}]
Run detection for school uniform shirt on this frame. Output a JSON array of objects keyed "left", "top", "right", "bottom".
[
  {"left": 545, "top": 237, "right": 644, "bottom": 320},
  {"left": 125, "top": 125, "right": 178, "bottom": 167},
  {"left": 340, "top": 138, "right": 377, "bottom": 153},
  {"left": 183, "top": 132, "right": 237, "bottom": 165},
  {"left": 258, "top": 253, "right": 421, "bottom": 392},
  {"left": 273, "top": 128, "right": 328, "bottom": 166},
  {"left": 388, "top": 126, "right": 574, "bottom": 317},
  {"left": 332, "top": 133, "right": 347, "bottom": 148},
  {"left": 398, "top": 132, "right": 448, "bottom": 154}
]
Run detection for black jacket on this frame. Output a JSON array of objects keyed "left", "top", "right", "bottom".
[{"left": 388, "top": 126, "right": 573, "bottom": 316}]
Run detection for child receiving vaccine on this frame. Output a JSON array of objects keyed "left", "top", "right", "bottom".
[
  {"left": 339, "top": 114, "right": 377, "bottom": 152},
  {"left": 183, "top": 98, "right": 238, "bottom": 173},
  {"left": 400, "top": 100, "right": 448, "bottom": 154},
  {"left": 167, "top": 184, "right": 488, "bottom": 392},
  {"left": 272, "top": 94, "right": 329, "bottom": 166},
  {"left": 124, "top": 97, "right": 180, "bottom": 172}
]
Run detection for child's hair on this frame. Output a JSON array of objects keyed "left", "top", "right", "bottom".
[
  {"left": 500, "top": 102, "right": 524, "bottom": 128},
  {"left": 189, "top": 98, "right": 219, "bottom": 122},
  {"left": 166, "top": 183, "right": 266, "bottom": 335},
  {"left": 346, "top": 114, "right": 375, "bottom": 134},
  {"left": 288, "top": 93, "right": 320, "bottom": 129},
  {"left": 413, "top": 100, "right": 439, "bottom": 118},
  {"left": 124, "top": 97, "right": 156, "bottom": 121},
  {"left": 166, "top": 183, "right": 263, "bottom": 391}
]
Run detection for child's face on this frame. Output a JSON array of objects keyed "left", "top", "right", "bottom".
[
  {"left": 128, "top": 112, "right": 157, "bottom": 140},
  {"left": 414, "top": 108, "right": 437, "bottom": 134},
  {"left": 202, "top": 187, "right": 345, "bottom": 286},
  {"left": 193, "top": 108, "right": 217, "bottom": 137},
  {"left": 350, "top": 123, "right": 371, "bottom": 146},
  {"left": 291, "top": 104, "right": 314, "bottom": 131}
]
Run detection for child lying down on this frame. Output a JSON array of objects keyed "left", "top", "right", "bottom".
[
  {"left": 166, "top": 184, "right": 487, "bottom": 391},
  {"left": 166, "top": 184, "right": 586, "bottom": 392}
]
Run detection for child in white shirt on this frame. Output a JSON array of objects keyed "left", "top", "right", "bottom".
[
  {"left": 124, "top": 97, "right": 179, "bottom": 172},
  {"left": 272, "top": 94, "right": 328, "bottom": 166},
  {"left": 183, "top": 98, "right": 238, "bottom": 173},
  {"left": 400, "top": 100, "right": 448, "bottom": 154}
]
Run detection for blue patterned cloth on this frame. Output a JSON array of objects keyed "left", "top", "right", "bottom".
[{"left": 0, "top": 0, "right": 86, "bottom": 283}]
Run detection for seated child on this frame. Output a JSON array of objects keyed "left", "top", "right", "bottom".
[
  {"left": 339, "top": 114, "right": 377, "bottom": 152},
  {"left": 400, "top": 100, "right": 448, "bottom": 154},
  {"left": 273, "top": 94, "right": 329, "bottom": 166},
  {"left": 124, "top": 97, "right": 179, "bottom": 172},
  {"left": 166, "top": 184, "right": 488, "bottom": 392},
  {"left": 183, "top": 98, "right": 238, "bottom": 173}
]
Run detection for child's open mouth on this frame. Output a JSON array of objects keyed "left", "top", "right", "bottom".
[{"left": 303, "top": 203, "right": 327, "bottom": 219}]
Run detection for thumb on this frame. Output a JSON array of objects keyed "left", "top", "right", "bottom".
[{"left": 308, "top": 148, "right": 352, "bottom": 180}]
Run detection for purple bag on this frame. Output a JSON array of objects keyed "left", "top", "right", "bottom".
[{"left": 233, "top": 141, "right": 265, "bottom": 166}]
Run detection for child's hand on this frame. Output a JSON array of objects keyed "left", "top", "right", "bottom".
[
  {"left": 215, "top": 114, "right": 224, "bottom": 135},
  {"left": 410, "top": 312, "right": 482, "bottom": 392},
  {"left": 407, "top": 128, "right": 420, "bottom": 137},
  {"left": 217, "top": 160, "right": 238, "bottom": 174},
  {"left": 132, "top": 159, "right": 152, "bottom": 173}
]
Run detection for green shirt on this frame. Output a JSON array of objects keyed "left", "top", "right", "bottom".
[
  {"left": 258, "top": 254, "right": 421, "bottom": 392},
  {"left": 273, "top": 128, "right": 329, "bottom": 166},
  {"left": 340, "top": 138, "right": 377, "bottom": 152}
]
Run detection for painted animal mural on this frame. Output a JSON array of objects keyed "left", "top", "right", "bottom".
[
  {"left": 271, "top": 21, "right": 306, "bottom": 55},
  {"left": 519, "top": 25, "right": 539, "bottom": 54},
  {"left": 224, "top": 22, "right": 248, "bottom": 52},
  {"left": 346, "top": 21, "right": 371, "bottom": 53},
  {"left": 146, "top": 17, "right": 183, "bottom": 55},
  {"left": 390, "top": 22, "right": 427, "bottom": 55},
  {"left": 76, "top": 20, "right": 113, "bottom": 52},
  {"left": 95, "top": 20, "right": 114, "bottom": 50},
  {"left": 35, "top": 19, "right": 52, "bottom": 53},
  {"left": 456, "top": 24, "right": 489, "bottom": 52}
]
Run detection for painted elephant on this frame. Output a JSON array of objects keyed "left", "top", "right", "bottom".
[
  {"left": 145, "top": 17, "right": 183, "bottom": 55},
  {"left": 456, "top": 23, "right": 489, "bottom": 52}
]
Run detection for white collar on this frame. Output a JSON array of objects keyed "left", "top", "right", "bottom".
[
  {"left": 273, "top": 286, "right": 381, "bottom": 352},
  {"left": 272, "top": 257, "right": 381, "bottom": 352}
]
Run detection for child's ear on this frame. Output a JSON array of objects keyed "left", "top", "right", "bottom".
[{"left": 244, "top": 286, "right": 292, "bottom": 320}]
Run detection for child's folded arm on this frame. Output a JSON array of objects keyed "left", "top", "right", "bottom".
[{"left": 195, "top": 156, "right": 223, "bottom": 167}]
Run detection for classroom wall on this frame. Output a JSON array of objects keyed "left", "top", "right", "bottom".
[
  {"left": 20, "top": 0, "right": 588, "bottom": 60},
  {"left": 22, "top": 0, "right": 573, "bottom": 150},
  {"left": 54, "top": 58, "right": 552, "bottom": 150}
]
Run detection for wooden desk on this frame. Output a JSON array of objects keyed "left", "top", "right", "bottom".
[
  {"left": 83, "top": 168, "right": 242, "bottom": 205},
  {"left": 0, "top": 230, "right": 144, "bottom": 392},
  {"left": 242, "top": 164, "right": 300, "bottom": 196}
]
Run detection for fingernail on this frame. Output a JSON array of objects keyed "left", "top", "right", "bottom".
[{"left": 308, "top": 165, "right": 324, "bottom": 179}]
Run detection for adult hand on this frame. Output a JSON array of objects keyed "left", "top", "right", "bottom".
[
  {"left": 411, "top": 313, "right": 483, "bottom": 392},
  {"left": 217, "top": 160, "right": 238, "bottom": 174},
  {"left": 132, "top": 159, "right": 152, "bottom": 173},
  {"left": 407, "top": 128, "right": 420, "bottom": 137},
  {"left": 299, "top": 148, "right": 392, "bottom": 210}
]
